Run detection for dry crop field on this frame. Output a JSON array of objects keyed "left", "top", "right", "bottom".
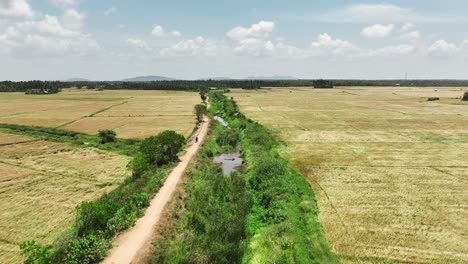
[
  {"left": 0, "top": 89, "right": 200, "bottom": 263},
  {"left": 0, "top": 89, "right": 200, "bottom": 139},
  {"left": 0, "top": 133, "right": 130, "bottom": 263},
  {"left": 232, "top": 87, "right": 468, "bottom": 263}
]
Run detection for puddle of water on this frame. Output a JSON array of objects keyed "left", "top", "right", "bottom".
[
  {"left": 213, "top": 152, "right": 243, "bottom": 176},
  {"left": 214, "top": 115, "right": 229, "bottom": 127}
]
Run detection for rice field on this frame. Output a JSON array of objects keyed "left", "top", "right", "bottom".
[
  {"left": 0, "top": 133, "right": 131, "bottom": 263},
  {"left": 0, "top": 89, "right": 200, "bottom": 139},
  {"left": 231, "top": 87, "right": 468, "bottom": 263},
  {"left": 0, "top": 89, "right": 200, "bottom": 263}
]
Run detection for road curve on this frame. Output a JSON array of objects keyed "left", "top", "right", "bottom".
[{"left": 102, "top": 116, "right": 210, "bottom": 264}]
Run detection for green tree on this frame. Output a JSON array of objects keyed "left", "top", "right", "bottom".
[
  {"left": 194, "top": 104, "right": 207, "bottom": 124},
  {"left": 140, "top": 130, "right": 185, "bottom": 166},
  {"left": 199, "top": 87, "right": 208, "bottom": 103},
  {"left": 98, "top": 129, "right": 116, "bottom": 144}
]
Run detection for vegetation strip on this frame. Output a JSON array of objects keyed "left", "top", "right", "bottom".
[
  {"left": 150, "top": 92, "right": 337, "bottom": 263},
  {"left": 17, "top": 125, "right": 191, "bottom": 263},
  {"left": 0, "top": 123, "right": 140, "bottom": 156}
]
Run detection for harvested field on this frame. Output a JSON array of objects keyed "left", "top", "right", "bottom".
[
  {"left": 0, "top": 134, "right": 130, "bottom": 264},
  {"left": 232, "top": 87, "right": 468, "bottom": 263},
  {"left": 0, "top": 89, "right": 199, "bottom": 139}
]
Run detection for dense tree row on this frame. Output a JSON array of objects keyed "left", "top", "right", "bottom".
[
  {"left": 2, "top": 79, "right": 468, "bottom": 93},
  {"left": 0, "top": 81, "right": 62, "bottom": 93}
]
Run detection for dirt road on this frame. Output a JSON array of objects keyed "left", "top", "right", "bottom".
[{"left": 102, "top": 116, "right": 210, "bottom": 264}]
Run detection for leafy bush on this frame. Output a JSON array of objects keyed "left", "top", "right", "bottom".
[
  {"left": 64, "top": 234, "right": 110, "bottom": 264},
  {"left": 216, "top": 128, "right": 239, "bottom": 147},
  {"left": 140, "top": 130, "right": 185, "bottom": 166},
  {"left": 98, "top": 129, "right": 117, "bottom": 144},
  {"left": 20, "top": 241, "right": 52, "bottom": 264}
]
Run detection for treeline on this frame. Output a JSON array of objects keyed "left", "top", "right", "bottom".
[
  {"left": 151, "top": 92, "right": 337, "bottom": 263},
  {"left": 3, "top": 79, "right": 467, "bottom": 94},
  {"left": 20, "top": 130, "right": 186, "bottom": 263},
  {"left": 0, "top": 81, "right": 62, "bottom": 93}
]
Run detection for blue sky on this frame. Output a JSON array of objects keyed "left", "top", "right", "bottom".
[{"left": 1, "top": 0, "right": 468, "bottom": 80}]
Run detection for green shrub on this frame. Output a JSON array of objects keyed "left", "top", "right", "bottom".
[
  {"left": 20, "top": 241, "right": 52, "bottom": 264},
  {"left": 75, "top": 201, "right": 116, "bottom": 236},
  {"left": 98, "top": 129, "right": 117, "bottom": 144},
  {"left": 216, "top": 129, "right": 239, "bottom": 147},
  {"left": 64, "top": 234, "right": 110, "bottom": 264}
]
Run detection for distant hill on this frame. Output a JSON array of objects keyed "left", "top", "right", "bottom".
[
  {"left": 122, "top": 75, "right": 176, "bottom": 82},
  {"left": 198, "top": 77, "right": 234, "bottom": 80},
  {"left": 66, "top": 77, "right": 90, "bottom": 82},
  {"left": 246, "top": 75, "right": 298, "bottom": 80}
]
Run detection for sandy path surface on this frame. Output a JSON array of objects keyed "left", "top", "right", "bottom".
[{"left": 102, "top": 116, "right": 210, "bottom": 264}]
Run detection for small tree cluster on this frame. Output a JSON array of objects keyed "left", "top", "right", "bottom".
[
  {"left": 462, "top": 92, "right": 468, "bottom": 101},
  {"left": 194, "top": 104, "right": 207, "bottom": 124},
  {"left": 140, "top": 130, "right": 185, "bottom": 166},
  {"left": 98, "top": 130, "right": 117, "bottom": 144}
]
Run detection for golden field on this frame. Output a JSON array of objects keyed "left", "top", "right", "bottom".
[
  {"left": 232, "top": 87, "right": 468, "bottom": 263},
  {"left": 0, "top": 89, "right": 200, "bottom": 138},
  {"left": 0, "top": 89, "right": 200, "bottom": 263},
  {"left": 0, "top": 133, "right": 130, "bottom": 263}
]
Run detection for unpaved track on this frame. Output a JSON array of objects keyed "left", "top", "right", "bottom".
[{"left": 102, "top": 116, "right": 210, "bottom": 264}]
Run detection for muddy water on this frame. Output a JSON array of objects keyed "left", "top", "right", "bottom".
[
  {"left": 213, "top": 152, "right": 243, "bottom": 176},
  {"left": 214, "top": 115, "right": 229, "bottom": 127}
]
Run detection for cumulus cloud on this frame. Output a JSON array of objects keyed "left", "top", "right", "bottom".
[
  {"left": 126, "top": 38, "right": 149, "bottom": 50},
  {"left": 62, "top": 8, "right": 84, "bottom": 30},
  {"left": 318, "top": 3, "right": 466, "bottom": 24},
  {"left": 151, "top": 24, "right": 181, "bottom": 37},
  {"left": 233, "top": 38, "right": 275, "bottom": 57},
  {"left": 309, "top": 33, "right": 356, "bottom": 56},
  {"left": 227, "top": 20, "right": 274, "bottom": 40},
  {"left": 160, "top": 36, "right": 218, "bottom": 57},
  {"left": 361, "top": 24, "right": 394, "bottom": 38},
  {"left": 0, "top": 2, "right": 99, "bottom": 57},
  {"left": 428, "top": 40, "right": 458, "bottom": 56},
  {"left": 0, "top": 0, "right": 33, "bottom": 18}
]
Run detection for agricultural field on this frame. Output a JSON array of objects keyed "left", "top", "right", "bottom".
[
  {"left": 231, "top": 87, "right": 468, "bottom": 263},
  {"left": 0, "top": 89, "right": 200, "bottom": 139},
  {"left": 0, "top": 89, "right": 200, "bottom": 263},
  {"left": 0, "top": 133, "right": 130, "bottom": 263}
]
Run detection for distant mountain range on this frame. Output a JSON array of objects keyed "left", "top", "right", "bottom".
[
  {"left": 64, "top": 75, "right": 299, "bottom": 82},
  {"left": 122, "top": 75, "right": 176, "bottom": 82}
]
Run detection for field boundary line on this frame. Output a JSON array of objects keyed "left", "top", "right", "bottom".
[{"left": 55, "top": 100, "right": 128, "bottom": 129}]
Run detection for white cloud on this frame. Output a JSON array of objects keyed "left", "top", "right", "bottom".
[
  {"left": 233, "top": 38, "right": 275, "bottom": 57},
  {"left": 151, "top": 25, "right": 164, "bottom": 36},
  {"left": 151, "top": 25, "right": 181, "bottom": 38},
  {"left": 309, "top": 33, "right": 356, "bottom": 56},
  {"left": 62, "top": 8, "right": 84, "bottom": 30},
  {"left": 428, "top": 40, "right": 458, "bottom": 56},
  {"left": 319, "top": 3, "right": 466, "bottom": 24},
  {"left": 0, "top": 0, "right": 33, "bottom": 18},
  {"left": 126, "top": 38, "right": 149, "bottom": 50},
  {"left": 361, "top": 24, "right": 394, "bottom": 38},
  {"left": 368, "top": 44, "right": 415, "bottom": 56},
  {"left": 160, "top": 36, "right": 218, "bottom": 57},
  {"left": 104, "top": 6, "right": 117, "bottom": 16},
  {"left": 171, "top": 30, "right": 181, "bottom": 37},
  {"left": 227, "top": 20, "right": 274, "bottom": 40}
]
